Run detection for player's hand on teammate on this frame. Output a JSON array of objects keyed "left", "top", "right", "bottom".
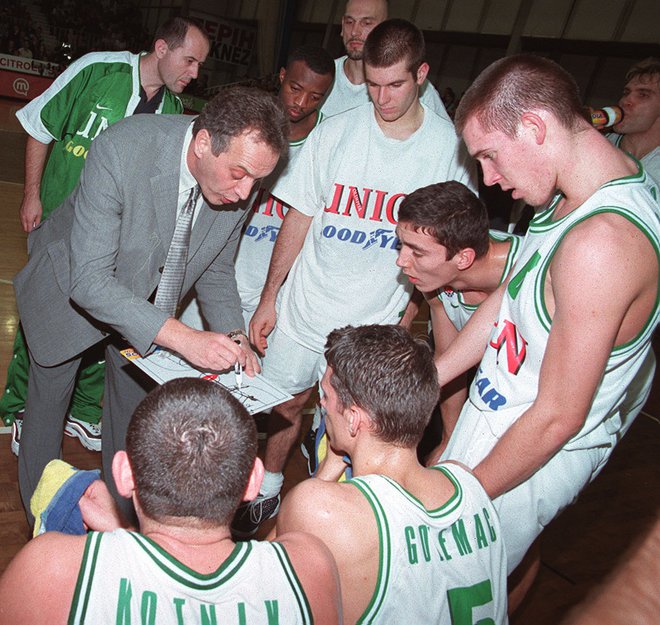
[
  {"left": 19, "top": 193, "right": 43, "bottom": 233},
  {"left": 315, "top": 444, "right": 351, "bottom": 482},
  {"left": 249, "top": 299, "right": 277, "bottom": 355}
]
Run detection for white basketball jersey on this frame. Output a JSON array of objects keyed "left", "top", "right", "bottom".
[
  {"left": 69, "top": 530, "right": 313, "bottom": 624},
  {"left": 439, "top": 231, "right": 522, "bottom": 331},
  {"left": 470, "top": 168, "right": 660, "bottom": 449},
  {"left": 350, "top": 464, "right": 508, "bottom": 624}
]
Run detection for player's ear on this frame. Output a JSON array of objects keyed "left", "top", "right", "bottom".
[
  {"left": 415, "top": 62, "right": 429, "bottom": 85},
  {"left": 349, "top": 405, "right": 371, "bottom": 436},
  {"left": 520, "top": 111, "right": 547, "bottom": 145},
  {"left": 153, "top": 38, "right": 169, "bottom": 59},
  {"left": 279, "top": 67, "right": 287, "bottom": 85},
  {"left": 242, "top": 457, "right": 265, "bottom": 502},
  {"left": 455, "top": 247, "right": 476, "bottom": 270},
  {"left": 112, "top": 451, "right": 135, "bottom": 498}
]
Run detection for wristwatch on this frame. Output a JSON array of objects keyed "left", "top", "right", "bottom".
[{"left": 227, "top": 329, "right": 247, "bottom": 343}]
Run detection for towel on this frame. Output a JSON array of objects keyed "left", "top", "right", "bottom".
[{"left": 30, "top": 459, "right": 101, "bottom": 537}]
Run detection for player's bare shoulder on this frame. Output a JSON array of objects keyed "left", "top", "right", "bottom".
[
  {"left": 556, "top": 210, "right": 658, "bottom": 285},
  {"left": 549, "top": 209, "right": 658, "bottom": 345},
  {"left": 274, "top": 530, "right": 343, "bottom": 625},
  {"left": 0, "top": 532, "right": 86, "bottom": 625},
  {"left": 279, "top": 475, "right": 370, "bottom": 532}
]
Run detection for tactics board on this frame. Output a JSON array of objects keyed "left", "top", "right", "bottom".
[{"left": 121, "top": 348, "right": 292, "bottom": 414}]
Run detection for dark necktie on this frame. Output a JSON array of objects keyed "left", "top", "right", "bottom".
[{"left": 154, "top": 185, "right": 201, "bottom": 317}]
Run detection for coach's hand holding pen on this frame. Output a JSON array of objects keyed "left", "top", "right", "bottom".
[{"left": 227, "top": 329, "right": 258, "bottom": 384}]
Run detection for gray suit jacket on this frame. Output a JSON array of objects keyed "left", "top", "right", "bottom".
[{"left": 15, "top": 114, "right": 247, "bottom": 367}]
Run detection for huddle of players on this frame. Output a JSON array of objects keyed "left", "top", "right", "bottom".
[
  {"left": 228, "top": 1, "right": 658, "bottom": 622},
  {"left": 0, "top": 327, "right": 508, "bottom": 624},
  {"left": 2, "top": 0, "right": 658, "bottom": 623}
]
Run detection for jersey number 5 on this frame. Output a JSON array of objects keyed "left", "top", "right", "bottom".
[{"left": 447, "top": 579, "right": 496, "bottom": 625}]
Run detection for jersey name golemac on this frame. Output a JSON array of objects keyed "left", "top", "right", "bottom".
[{"left": 351, "top": 465, "right": 508, "bottom": 625}]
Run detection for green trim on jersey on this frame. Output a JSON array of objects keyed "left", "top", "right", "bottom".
[
  {"left": 351, "top": 466, "right": 465, "bottom": 624},
  {"left": 437, "top": 231, "right": 521, "bottom": 312},
  {"left": 125, "top": 532, "right": 252, "bottom": 590},
  {"left": 529, "top": 162, "right": 649, "bottom": 233},
  {"left": 536, "top": 206, "right": 660, "bottom": 346},
  {"left": 271, "top": 541, "right": 314, "bottom": 624},
  {"left": 69, "top": 531, "right": 313, "bottom": 624},
  {"left": 289, "top": 110, "right": 324, "bottom": 148},
  {"left": 351, "top": 479, "right": 392, "bottom": 624},
  {"left": 600, "top": 158, "right": 647, "bottom": 188},
  {"left": 68, "top": 531, "right": 103, "bottom": 625},
  {"left": 365, "top": 467, "right": 465, "bottom": 518}
]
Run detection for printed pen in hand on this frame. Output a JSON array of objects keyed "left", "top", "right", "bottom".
[{"left": 234, "top": 361, "right": 243, "bottom": 390}]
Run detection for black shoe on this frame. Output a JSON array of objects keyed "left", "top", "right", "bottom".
[
  {"left": 232, "top": 493, "right": 281, "bottom": 539},
  {"left": 253, "top": 412, "right": 268, "bottom": 441}
]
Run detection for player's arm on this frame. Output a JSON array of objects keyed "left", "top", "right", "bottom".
[
  {"left": 473, "top": 216, "right": 657, "bottom": 499},
  {"left": 276, "top": 480, "right": 352, "bottom": 547},
  {"left": 276, "top": 478, "right": 378, "bottom": 615},
  {"left": 249, "top": 207, "right": 313, "bottom": 353},
  {"left": 20, "top": 136, "right": 49, "bottom": 233},
  {"left": 435, "top": 282, "right": 506, "bottom": 386},
  {"left": 398, "top": 288, "right": 423, "bottom": 330},
  {"left": 0, "top": 533, "right": 84, "bottom": 624},
  {"left": 425, "top": 295, "right": 464, "bottom": 464},
  {"left": 16, "top": 54, "right": 98, "bottom": 233},
  {"left": 316, "top": 443, "right": 351, "bottom": 481},
  {"left": 275, "top": 531, "right": 343, "bottom": 625}
]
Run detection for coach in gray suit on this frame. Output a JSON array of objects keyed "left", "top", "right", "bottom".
[{"left": 14, "top": 87, "right": 288, "bottom": 522}]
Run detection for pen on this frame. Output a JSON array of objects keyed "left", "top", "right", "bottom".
[{"left": 234, "top": 361, "right": 243, "bottom": 390}]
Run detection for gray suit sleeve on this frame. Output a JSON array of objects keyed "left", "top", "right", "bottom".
[{"left": 68, "top": 129, "right": 169, "bottom": 354}]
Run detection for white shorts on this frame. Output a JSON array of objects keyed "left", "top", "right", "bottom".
[
  {"left": 259, "top": 326, "right": 326, "bottom": 395},
  {"left": 180, "top": 297, "right": 255, "bottom": 333},
  {"left": 442, "top": 399, "right": 615, "bottom": 573}
]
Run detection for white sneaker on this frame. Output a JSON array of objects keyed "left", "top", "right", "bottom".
[
  {"left": 10, "top": 415, "right": 22, "bottom": 457},
  {"left": 64, "top": 415, "right": 102, "bottom": 452}
]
